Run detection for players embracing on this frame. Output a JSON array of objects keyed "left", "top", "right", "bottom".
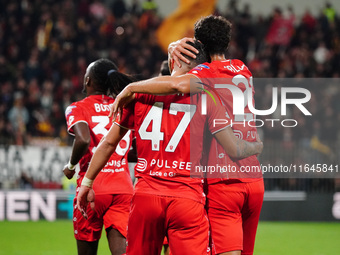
[
  {"left": 110, "top": 15, "right": 264, "bottom": 255},
  {"left": 74, "top": 15, "right": 264, "bottom": 255}
]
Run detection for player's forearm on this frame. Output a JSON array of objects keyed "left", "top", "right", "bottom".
[
  {"left": 234, "top": 139, "right": 263, "bottom": 159},
  {"left": 70, "top": 138, "right": 90, "bottom": 165},
  {"left": 84, "top": 139, "right": 117, "bottom": 180},
  {"left": 128, "top": 76, "right": 179, "bottom": 95},
  {"left": 127, "top": 74, "right": 202, "bottom": 95},
  {"left": 214, "top": 127, "right": 263, "bottom": 159}
]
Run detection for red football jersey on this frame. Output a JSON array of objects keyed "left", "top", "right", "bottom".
[
  {"left": 189, "top": 60, "right": 263, "bottom": 183},
  {"left": 65, "top": 95, "right": 133, "bottom": 195},
  {"left": 116, "top": 93, "right": 229, "bottom": 203}
]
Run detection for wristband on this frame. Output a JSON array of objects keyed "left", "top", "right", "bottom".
[
  {"left": 81, "top": 177, "right": 94, "bottom": 188},
  {"left": 67, "top": 161, "right": 76, "bottom": 171}
]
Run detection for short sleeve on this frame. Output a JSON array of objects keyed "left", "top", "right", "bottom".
[
  {"left": 206, "top": 92, "right": 231, "bottom": 134},
  {"left": 65, "top": 103, "right": 88, "bottom": 135}
]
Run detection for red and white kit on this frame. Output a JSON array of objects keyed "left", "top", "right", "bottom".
[
  {"left": 117, "top": 92, "right": 229, "bottom": 255},
  {"left": 189, "top": 61, "right": 264, "bottom": 255},
  {"left": 65, "top": 95, "right": 133, "bottom": 241}
]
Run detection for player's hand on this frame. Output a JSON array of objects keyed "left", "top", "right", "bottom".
[
  {"left": 63, "top": 165, "right": 75, "bottom": 179},
  {"left": 109, "top": 86, "right": 134, "bottom": 121},
  {"left": 76, "top": 185, "right": 95, "bottom": 219},
  {"left": 168, "top": 37, "right": 198, "bottom": 68}
]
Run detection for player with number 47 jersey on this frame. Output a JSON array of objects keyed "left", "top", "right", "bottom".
[{"left": 76, "top": 41, "right": 262, "bottom": 255}]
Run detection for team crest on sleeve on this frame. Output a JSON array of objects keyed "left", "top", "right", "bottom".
[
  {"left": 65, "top": 106, "right": 76, "bottom": 117},
  {"left": 68, "top": 116, "right": 75, "bottom": 125}
]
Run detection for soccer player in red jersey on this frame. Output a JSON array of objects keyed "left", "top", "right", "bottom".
[
  {"left": 77, "top": 41, "right": 262, "bottom": 255},
  {"left": 63, "top": 59, "right": 134, "bottom": 255},
  {"left": 111, "top": 16, "right": 264, "bottom": 255},
  {"left": 191, "top": 16, "right": 264, "bottom": 255}
]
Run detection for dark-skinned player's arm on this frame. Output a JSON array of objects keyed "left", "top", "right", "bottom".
[
  {"left": 214, "top": 126, "right": 263, "bottom": 159},
  {"left": 76, "top": 123, "right": 128, "bottom": 219},
  {"left": 63, "top": 123, "right": 91, "bottom": 179},
  {"left": 109, "top": 74, "right": 201, "bottom": 120}
]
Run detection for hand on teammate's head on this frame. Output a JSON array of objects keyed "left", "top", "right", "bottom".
[{"left": 168, "top": 37, "right": 198, "bottom": 68}]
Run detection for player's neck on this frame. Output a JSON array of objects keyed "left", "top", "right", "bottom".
[
  {"left": 210, "top": 54, "right": 226, "bottom": 61},
  {"left": 88, "top": 91, "right": 106, "bottom": 96},
  {"left": 171, "top": 68, "right": 186, "bottom": 77}
]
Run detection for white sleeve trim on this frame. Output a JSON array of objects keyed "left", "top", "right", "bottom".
[
  {"left": 211, "top": 124, "right": 231, "bottom": 135},
  {"left": 114, "top": 122, "right": 135, "bottom": 131},
  {"left": 67, "top": 120, "right": 88, "bottom": 136}
]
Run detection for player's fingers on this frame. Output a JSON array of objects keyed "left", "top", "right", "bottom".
[
  {"left": 177, "top": 53, "right": 190, "bottom": 64},
  {"left": 108, "top": 105, "right": 114, "bottom": 118},
  {"left": 182, "top": 42, "right": 199, "bottom": 55},
  {"left": 113, "top": 110, "right": 118, "bottom": 122},
  {"left": 179, "top": 37, "right": 195, "bottom": 46},
  {"left": 173, "top": 55, "right": 182, "bottom": 68},
  {"left": 77, "top": 200, "right": 87, "bottom": 219},
  {"left": 90, "top": 201, "right": 95, "bottom": 211},
  {"left": 176, "top": 37, "right": 198, "bottom": 54},
  {"left": 179, "top": 47, "right": 197, "bottom": 60},
  {"left": 109, "top": 102, "right": 117, "bottom": 118},
  {"left": 81, "top": 208, "right": 88, "bottom": 219},
  {"left": 118, "top": 108, "right": 122, "bottom": 122},
  {"left": 174, "top": 45, "right": 194, "bottom": 64},
  {"left": 183, "top": 37, "right": 195, "bottom": 43}
]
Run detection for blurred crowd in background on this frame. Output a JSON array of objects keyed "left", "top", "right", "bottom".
[{"left": 0, "top": 0, "right": 339, "bottom": 191}]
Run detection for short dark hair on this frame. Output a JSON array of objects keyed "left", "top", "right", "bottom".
[
  {"left": 182, "top": 40, "right": 209, "bottom": 68},
  {"left": 90, "top": 58, "right": 136, "bottom": 97},
  {"left": 194, "top": 15, "right": 232, "bottom": 56}
]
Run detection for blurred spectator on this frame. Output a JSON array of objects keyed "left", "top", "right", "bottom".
[
  {"left": 323, "top": 2, "right": 336, "bottom": 24},
  {"left": 0, "top": 117, "right": 15, "bottom": 145},
  {"left": 142, "top": 0, "right": 157, "bottom": 12},
  {"left": 18, "top": 172, "right": 33, "bottom": 190},
  {"left": 112, "top": 0, "right": 127, "bottom": 19},
  {"left": 8, "top": 92, "right": 29, "bottom": 145},
  {"left": 314, "top": 42, "right": 329, "bottom": 64}
]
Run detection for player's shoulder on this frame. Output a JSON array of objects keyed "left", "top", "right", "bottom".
[
  {"left": 71, "top": 96, "right": 91, "bottom": 107},
  {"left": 65, "top": 96, "right": 99, "bottom": 116},
  {"left": 230, "top": 59, "right": 251, "bottom": 73},
  {"left": 65, "top": 101, "right": 79, "bottom": 116},
  {"left": 230, "top": 58, "right": 247, "bottom": 66},
  {"left": 188, "top": 62, "right": 212, "bottom": 76}
]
